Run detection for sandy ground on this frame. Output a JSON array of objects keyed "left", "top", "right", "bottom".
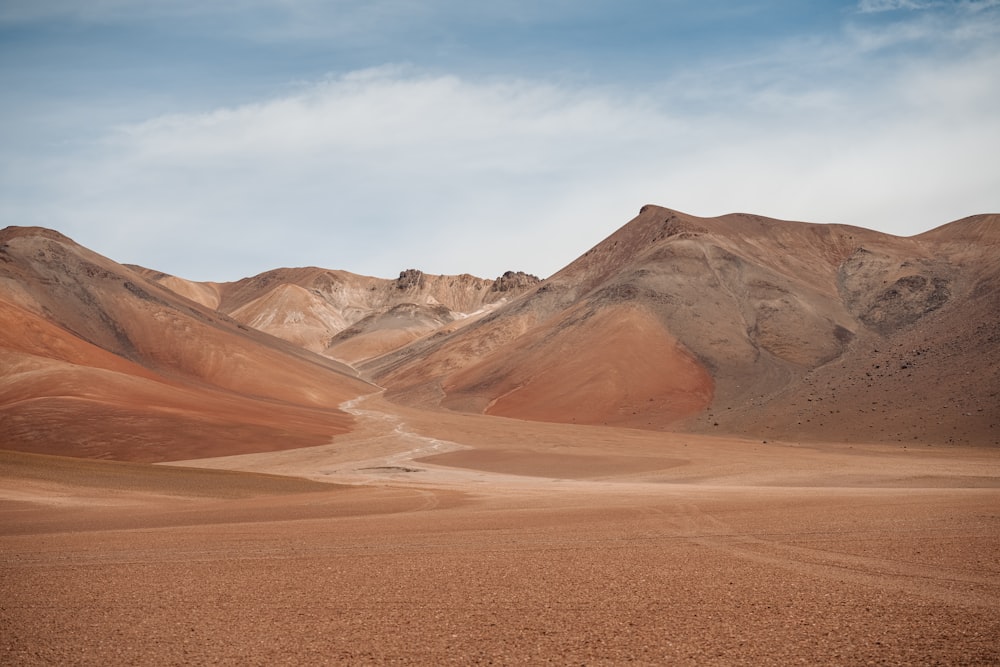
[{"left": 2, "top": 397, "right": 999, "bottom": 665}]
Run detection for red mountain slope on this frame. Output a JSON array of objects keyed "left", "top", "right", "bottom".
[
  {"left": 0, "top": 227, "right": 375, "bottom": 462},
  {"left": 362, "top": 207, "right": 999, "bottom": 444}
]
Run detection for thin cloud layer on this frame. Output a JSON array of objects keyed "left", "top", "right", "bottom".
[
  {"left": 1, "top": 2, "right": 998, "bottom": 280},
  {"left": 858, "top": 0, "right": 1000, "bottom": 12},
  {"left": 30, "top": 72, "right": 679, "bottom": 279}
]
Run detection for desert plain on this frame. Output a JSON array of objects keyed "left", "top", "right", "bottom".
[{"left": 2, "top": 207, "right": 999, "bottom": 664}]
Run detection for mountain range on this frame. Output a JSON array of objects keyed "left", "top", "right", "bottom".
[{"left": 2, "top": 205, "right": 997, "bottom": 462}]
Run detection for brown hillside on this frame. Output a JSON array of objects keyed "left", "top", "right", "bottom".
[
  {"left": 141, "top": 266, "right": 540, "bottom": 361},
  {"left": 0, "top": 227, "right": 375, "bottom": 461},
  {"left": 325, "top": 302, "right": 460, "bottom": 365},
  {"left": 5, "top": 209, "right": 997, "bottom": 449},
  {"left": 363, "top": 207, "right": 999, "bottom": 444},
  {"left": 443, "top": 302, "right": 713, "bottom": 426}
]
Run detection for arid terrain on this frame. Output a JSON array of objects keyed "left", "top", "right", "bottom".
[{"left": 2, "top": 207, "right": 999, "bottom": 664}]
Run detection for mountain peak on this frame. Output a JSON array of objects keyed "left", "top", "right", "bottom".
[{"left": 0, "top": 225, "right": 77, "bottom": 245}]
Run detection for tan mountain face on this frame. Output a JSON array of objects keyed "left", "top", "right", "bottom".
[
  {"left": 0, "top": 227, "right": 375, "bottom": 462},
  {"left": 134, "top": 266, "right": 541, "bottom": 363},
  {"left": 360, "top": 206, "right": 999, "bottom": 445},
  {"left": 2, "top": 205, "right": 997, "bottom": 464}
]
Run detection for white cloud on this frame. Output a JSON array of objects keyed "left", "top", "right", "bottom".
[
  {"left": 847, "top": 2, "right": 1000, "bottom": 54},
  {"left": 857, "top": 0, "right": 939, "bottom": 12},
  {"left": 26, "top": 70, "right": 682, "bottom": 279},
  {"left": 857, "top": 0, "right": 1000, "bottom": 12},
  {"left": 3, "top": 3, "right": 998, "bottom": 282}
]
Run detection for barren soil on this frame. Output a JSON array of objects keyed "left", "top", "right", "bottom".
[{"left": 3, "top": 398, "right": 999, "bottom": 665}]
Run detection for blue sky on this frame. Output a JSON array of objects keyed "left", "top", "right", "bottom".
[{"left": 1, "top": 1, "right": 998, "bottom": 281}]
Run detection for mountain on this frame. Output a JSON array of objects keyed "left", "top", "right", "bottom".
[
  {"left": 3, "top": 206, "right": 997, "bottom": 463},
  {"left": 361, "top": 206, "right": 999, "bottom": 445},
  {"left": 0, "top": 227, "right": 375, "bottom": 462},
  {"left": 134, "top": 266, "right": 540, "bottom": 363}
]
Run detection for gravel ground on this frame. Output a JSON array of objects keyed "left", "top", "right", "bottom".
[{"left": 2, "top": 474, "right": 998, "bottom": 666}]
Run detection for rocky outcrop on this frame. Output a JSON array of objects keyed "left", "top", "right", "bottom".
[
  {"left": 838, "top": 248, "right": 952, "bottom": 335},
  {"left": 395, "top": 269, "right": 426, "bottom": 290},
  {"left": 491, "top": 271, "right": 541, "bottom": 293},
  {"left": 144, "top": 264, "right": 541, "bottom": 364}
]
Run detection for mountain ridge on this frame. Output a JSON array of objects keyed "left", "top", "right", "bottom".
[
  {"left": 2, "top": 205, "right": 997, "bottom": 464},
  {"left": 132, "top": 264, "right": 541, "bottom": 361},
  {"left": 0, "top": 226, "right": 375, "bottom": 461},
  {"left": 359, "top": 205, "right": 999, "bottom": 444}
]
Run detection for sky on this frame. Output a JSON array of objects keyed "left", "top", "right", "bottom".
[{"left": 1, "top": 1, "right": 998, "bottom": 281}]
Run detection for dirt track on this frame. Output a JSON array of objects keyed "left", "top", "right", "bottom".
[{"left": 3, "top": 400, "right": 1000, "bottom": 665}]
